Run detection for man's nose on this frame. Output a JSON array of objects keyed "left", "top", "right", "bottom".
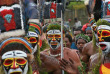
[
  {"left": 52, "top": 36, "right": 56, "bottom": 41},
  {"left": 98, "top": 36, "right": 104, "bottom": 42},
  {"left": 11, "top": 59, "right": 19, "bottom": 69}
]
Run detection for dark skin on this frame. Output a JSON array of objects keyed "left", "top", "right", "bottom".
[
  {"left": 82, "top": 41, "right": 98, "bottom": 64},
  {"left": 88, "top": 53, "right": 103, "bottom": 73},
  {"left": 59, "top": 58, "right": 79, "bottom": 74},
  {"left": 40, "top": 47, "right": 82, "bottom": 74},
  {"left": 73, "top": 31, "right": 82, "bottom": 42},
  {"left": 40, "top": 53, "right": 60, "bottom": 73},
  {"left": 85, "top": 30, "right": 93, "bottom": 41},
  {"left": 81, "top": 41, "right": 99, "bottom": 72},
  {"left": 76, "top": 39, "right": 87, "bottom": 58},
  {"left": 64, "top": 37, "right": 72, "bottom": 48}
]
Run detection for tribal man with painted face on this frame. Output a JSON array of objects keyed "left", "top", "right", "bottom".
[
  {"left": 88, "top": 19, "right": 110, "bottom": 74},
  {"left": 0, "top": 37, "right": 34, "bottom": 74},
  {"left": 40, "top": 23, "right": 82, "bottom": 74},
  {"left": 47, "top": 29, "right": 61, "bottom": 50}
]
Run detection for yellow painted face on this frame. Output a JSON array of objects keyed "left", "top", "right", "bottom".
[
  {"left": 47, "top": 34, "right": 61, "bottom": 49},
  {"left": 2, "top": 50, "right": 28, "bottom": 74},
  {"left": 24, "top": 37, "right": 38, "bottom": 43},
  {"left": 3, "top": 57, "right": 27, "bottom": 69},
  {"left": 97, "top": 30, "right": 110, "bottom": 42},
  {"left": 47, "top": 34, "right": 61, "bottom": 39}
]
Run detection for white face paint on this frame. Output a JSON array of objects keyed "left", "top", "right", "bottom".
[
  {"left": 97, "top": 25, "right": 110, "bottom": 55},
  {"left": 99, "top": 42, "right": 110, "bottom": 55},
  {"left": 97, "top": 25, "right": 110, "bottom": 30},
  {"left": 47, "top": 30, "right": 61, "bottom": 50},
  {"left": 2, "top": 50, "right": 28, "bottom": 74},
  {"left": 27, "top": 31, "right": 38, "bottom": 37}
]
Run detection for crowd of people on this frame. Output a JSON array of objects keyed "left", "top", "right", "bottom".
[{"left": 0, "top": 0, "right": 110, "bottom": 74}]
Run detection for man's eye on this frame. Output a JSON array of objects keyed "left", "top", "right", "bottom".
[
  {"left": 4, "top": 59, "right": 13, "bottom": 65},
  {"left": 103, "top": 33, "right": 108, "bottom": 36},
  {"left": 17, "top": 59, "right": 26, "bottom": 64},
  {"left": 55, "top": 35, "right": 61, "bottom": 37},
  {"left": 48, "top": 35, "right": 53, "bottom": 37}
]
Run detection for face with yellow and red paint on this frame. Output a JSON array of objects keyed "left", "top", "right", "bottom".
[
  {"left": 97, "top": 25, "right": 110, "bottom": 55},
  {"left": 47, "top": 30, "right": 61, "bottom": 50},
  {"left": 2, "top": 50, "right": 28, "bottom": 74}
]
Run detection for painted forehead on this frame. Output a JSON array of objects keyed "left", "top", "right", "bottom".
[
  {"left": 97, "top": 25, "right": 110, "bottom": 30},
  {"left": 2, "top": 50, "right": 27, "bottom": 59},
  {"left": 47, "top": 30, "right": 61, "bottom": 35}
]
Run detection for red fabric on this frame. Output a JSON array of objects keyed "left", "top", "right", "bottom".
[
  {"left": 82, "top": 23, "right": 88, "bottom": 32},
  {"left": 99, "top": 64, "right": 103, "bottom": 74},
  {"left": 0, "top": 9, "right": 16, "bottom": 31},
  {"left": 38, "top": 40, "right": 42, "bottom": 48},
  {"left": 50, "top": 2, "right": 57, "bottom": 19},
  {"left": 99, "top": 63, "right": 110, "bottom": 74},
  {"left": 107, "top": 1, "right": 110, "bottom": 15}
]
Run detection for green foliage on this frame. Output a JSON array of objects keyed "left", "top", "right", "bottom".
[
  {"left": 91, "top": 47, "right": 102, "bottom": 74},
  {"left": 92, "top": 31, "right": 98, "bottom": 52},
  {"left": 78, "top": 61, "right": 86, "bottom": 74},
  {"left": 40, "top": 39, "right": 49, "bottom": 51},
  {"left": 75, "top": 34, "right": 90, "bottom": 44},
  {"left": 47, "top": 23, "right": 61, "bottom": 31},
  {"left": 92, "top": 63, "right": 100, "bottom": 74},
  {"left": 67, "top": 1, "right": 86, "bottom": 10},
  {"left": 96, "top": 19, "right": 110, "bottom": 26},
  {"left": 28, "top": 26, "right": 36, "bottom": 32},
  {"left": 36, "top": 45, "right": 42, "bottom": 66},
  {"left": 27, "top": 65, "right": 33, "bottom": 74},
  {"left": 0, "top": 66, "right": 5, "bottom": 74}
]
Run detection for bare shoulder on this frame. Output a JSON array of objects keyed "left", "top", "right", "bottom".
[
  {"left": 40, "top": 49, "right": 49, "bottom": 55},
  {"left": 89, "top": 53, "right": 103, "bottom": 71},
  {"left": 64, "top": 47, "right": 80, "bottom": 63},
  {"left": 84, "top": 41, "right": 92, "bottom": 49},
  {"left": 82, "top": 41, "right": 92, "bottom": 53},
  {"left": 64, "top": 47, "right": 78, "bottom": 52}
]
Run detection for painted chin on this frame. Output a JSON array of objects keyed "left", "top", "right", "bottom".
[
  {"left": 10, "top": 72, "right": 22, "bottom": 74},
  {"left": 51, "top": 45, "right": 57, "bottom": 49},
  {"left": 99, "top": 44, "right": 107, "bottom": 51}
]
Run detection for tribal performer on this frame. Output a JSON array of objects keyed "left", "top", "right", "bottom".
[
  {"left": 0, "top": 37, "right": 35, "bottom": 74},
  {"left": 89, "top": 19, "right": 110, "bottom": 74},
  {"left": 41, "top": 23, "right": 82, "bottom": 74}
]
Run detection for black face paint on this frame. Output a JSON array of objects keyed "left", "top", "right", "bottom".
[
  {"left": 97, "top": 30, "right": 110, "bottom": 42},
  {"left": 48, "top": 37, "right": 61, "bottom": 49}
]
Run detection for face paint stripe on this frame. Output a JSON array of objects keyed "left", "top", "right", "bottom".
[{"left": 11, "top": 58, "right": 19, "bottom": 69}]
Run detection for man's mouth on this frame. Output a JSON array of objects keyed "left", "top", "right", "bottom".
[
  {"left": 10, "top": 72, "right": 22, "bottom": 74},
  {"left": 99, "top": 44, "right": 107, "bottom": 51},
  {"left": 51, "top": 42, "right": 58, "bottom": 45}
]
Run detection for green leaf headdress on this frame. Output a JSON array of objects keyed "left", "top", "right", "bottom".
[
  {"left": 75, "top": 34, "right": 90, "bottom": 44},
  {"left": 96, "top": 19, "right": 110, "bottom": 26},
  {"left": 43, "top": 23, "right": 67, "bottom": 34}
]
